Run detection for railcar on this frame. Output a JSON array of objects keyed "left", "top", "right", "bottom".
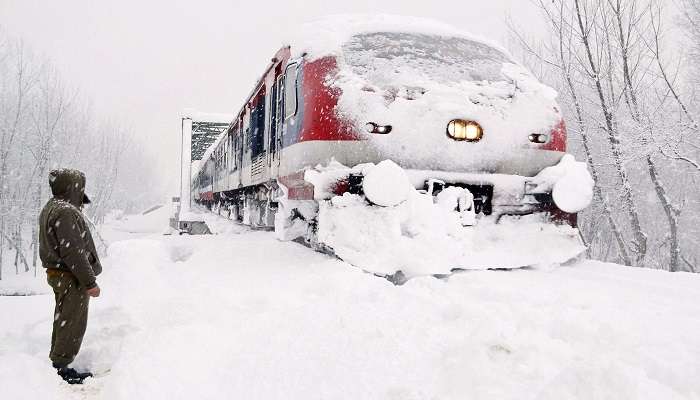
[{"left": 191, "top": 16, "right": 589, "bottom": 273}]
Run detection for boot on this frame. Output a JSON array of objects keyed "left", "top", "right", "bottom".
[{"left": 56, "top": 367, "right": 93, "bottom": 384}]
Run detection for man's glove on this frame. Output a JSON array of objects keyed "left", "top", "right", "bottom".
[{"left": 86, "top": 285, "right": 101, "bottom": 297}]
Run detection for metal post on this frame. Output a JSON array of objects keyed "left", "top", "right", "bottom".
[
  {"left": 180, "top": 117, "right": 193, "bottom": 216},
  {"left": 173, "top": 113, "right": 211, "bottom": 235},
  {"left": 179, "top": 117, "right": 184, "bottom": 222}
]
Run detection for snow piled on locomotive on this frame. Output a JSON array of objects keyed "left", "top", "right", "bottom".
[
  {"left": 271, "top": 16, "right": 596, "bottom": 277},
  {"left": 292, "top": 14, "right": 564, "bottom": 176},
  {"left": 293, "top": 158, "right": 591, "bottom": 278}
]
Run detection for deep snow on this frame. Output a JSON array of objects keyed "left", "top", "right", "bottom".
[
  {"left": 1, "top": 206, "right": 699, "bottom": 399},
  {"left": 300, "top": 159, "right": 589, "bottom": 276}
]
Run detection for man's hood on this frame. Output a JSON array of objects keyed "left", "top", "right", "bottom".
[{"left": 49, "top": 169, "right": 89, "bottom": 208}]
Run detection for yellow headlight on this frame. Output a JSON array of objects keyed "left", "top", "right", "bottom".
[{"left": 447, "top": 120, "right": 483, "bottom": 141}]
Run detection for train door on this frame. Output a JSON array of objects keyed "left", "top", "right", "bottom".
[
  {"left": 228, "top": 130, "right": 234, "bottom": 184},
  {"left": 268, "top": 71, "right": 284, "bottom": 175},
  {"left": 282, "top": 62, "right": 300, "bottom": 143},
  {"left": 249, "top": 87, "right": 267, "bottom": 183},
  {"left": 241, "top": 108, "right": 251, "bottom": 186},
  {"left": 238, "top": 119, "right": 244, "bottom": 186},
  {"left": 225, "top": 131, "right": 231, "bottom": 190}
]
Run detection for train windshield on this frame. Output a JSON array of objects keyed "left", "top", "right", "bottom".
[{"left": 342, "top": 32, "right": 511, "bottom": 85}]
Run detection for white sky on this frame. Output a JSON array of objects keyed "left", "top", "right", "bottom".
[{"left": 0, "top": 0, "right": 542, "bottom": 191}]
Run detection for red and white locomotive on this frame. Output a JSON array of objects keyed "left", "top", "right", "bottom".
[{"left": 192, "top": 16, "right": 589, "bottom": 272}]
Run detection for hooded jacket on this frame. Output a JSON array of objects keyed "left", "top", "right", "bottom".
[{"left": 39, "top": 169, "right": 102, "bottom": 289}]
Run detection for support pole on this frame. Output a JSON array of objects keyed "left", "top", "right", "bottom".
[
  {"left": 173, "top": 113, "right": 211, "bottom": 235},
  {"left": 180, "top": 117, "right": 193, "bottom": 216}
]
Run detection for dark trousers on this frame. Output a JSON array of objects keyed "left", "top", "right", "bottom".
[{"left": 47, "top": 271, "right": 89, "bottom": 368}]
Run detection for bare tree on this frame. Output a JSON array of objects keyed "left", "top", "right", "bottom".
[
  {"left": 514, "top": 0, "right": 635, "bottom": 265},
  {"left": 0, "top": 29, "right": 163, "bottom": 281},
  {"left": 0, "top": 36, "right": 37, "bottom": 279},
  {"left": 572, "top": 0, "right": 648, "bottom": 263},
  {"left": 511, "top": 0, "right": 698, "bottom": 271},
  {"left": 602, "top": 0, "right": 685, "bottom": 271}
]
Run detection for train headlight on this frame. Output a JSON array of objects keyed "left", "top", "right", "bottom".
[
  {"left": 366, "top": 122, "right": 393, "bottom": 134},
  {"left": 447, "top": 120, "right": 483, "bottom": 141},
  {"left": 528, "top": 133, "right": 549, "bottom": 144}
]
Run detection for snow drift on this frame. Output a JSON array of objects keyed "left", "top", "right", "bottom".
[
  {"left": 297, "top": 158, "right": 591, "bottom": 277},
  {"left": 1, "top": 210, "right": 699, "bottom": 400}
]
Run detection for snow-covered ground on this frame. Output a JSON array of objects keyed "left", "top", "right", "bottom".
[{"left": 1, "top": 206, "right": 699, "bottom": 399}]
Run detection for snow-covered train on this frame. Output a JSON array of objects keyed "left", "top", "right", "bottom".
[{"left": 191, "top": 16, "right": 592, "bottom": 276}]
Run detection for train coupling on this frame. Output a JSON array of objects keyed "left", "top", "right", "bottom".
[{"left": 425, "top": 178, "right": 479, "bottom": 227}]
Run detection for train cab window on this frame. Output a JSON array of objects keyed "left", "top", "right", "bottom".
[{"left": 284, "top": 63, "right": 298, "bottom": 119}]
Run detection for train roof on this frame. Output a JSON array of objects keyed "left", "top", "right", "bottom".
[
  {"left": 288, "top": 14, "right": 513, "bottom": 61},
  {"left": 188, "top": 15, "right": 559, "bottom": 181}
]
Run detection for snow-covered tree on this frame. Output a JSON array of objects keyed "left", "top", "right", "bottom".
[
  {"left": 511, "top": 0, "right": 698, "bottom": 271},
  {"left": 0, "top": 29, "right": 163, "bottom": 279}
]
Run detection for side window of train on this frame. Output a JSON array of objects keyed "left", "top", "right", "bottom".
[
  {"left": 249, "top": 89, "right": 266, "bottom": 158},
  {"left": 228, "top": 133, "right": 236, "bottom": 172},
  {"left": 284, "top": 63, "right": 298, "bottom": 120}
]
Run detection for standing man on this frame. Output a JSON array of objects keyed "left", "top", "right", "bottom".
[{"left": 39, "top": 169, "right": 103, "bottom": 384}]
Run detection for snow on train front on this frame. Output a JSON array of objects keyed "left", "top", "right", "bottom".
[
  {"left": 275, "top": 16, "right": 594, "bottom": 278},
  {"left": 187, "top": 16, "right": 595, "bottom": 279}
]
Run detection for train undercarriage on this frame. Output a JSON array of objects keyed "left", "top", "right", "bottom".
[{"left": 194, "top": 161, "right": 586, "bottom": 281}]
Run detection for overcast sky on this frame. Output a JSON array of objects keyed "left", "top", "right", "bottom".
[{"left": 0, "top": 0, "right": 542, "bottom": 191}]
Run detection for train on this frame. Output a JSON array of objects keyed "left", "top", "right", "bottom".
[{"left": 190, "top": 16, "right": 589, "bottom": 274}]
